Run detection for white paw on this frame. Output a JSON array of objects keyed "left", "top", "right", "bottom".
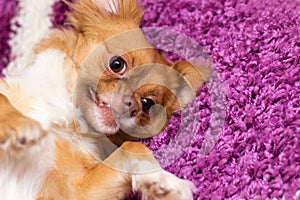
[{"left": 132, "top": 170, "right": 195, "bottom": 200}]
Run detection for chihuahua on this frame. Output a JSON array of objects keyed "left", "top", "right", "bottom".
[{"left": 0, "top": 0, "right": 210, "bottom": 199}]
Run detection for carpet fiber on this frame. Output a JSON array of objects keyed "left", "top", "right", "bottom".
[{"left": 1, "top": 0, "right": 300, "bottom": 199}]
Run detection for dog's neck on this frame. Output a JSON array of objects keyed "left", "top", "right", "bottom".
[{"left": 106, "top": 131, "right": 137, "bottom": 146}]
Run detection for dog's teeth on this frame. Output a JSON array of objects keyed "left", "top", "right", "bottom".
[
  {"left": 89, "top": 86, "right": 97, "bottom": 101},
  {"left": 98, "top": 101, "right": 111, "bottom": 108}
]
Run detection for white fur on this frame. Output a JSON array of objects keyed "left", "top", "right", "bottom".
[
  {"left": 132, "top": 169, "right": 195, "bottom": 200},
  {"left": 95, "top": 0, "right": 119, "bottom": 14},
  {"left": 1, "top": 0, "right": 68, "bottom": 198},
  {"left": 5, "top": 49, "right": 75, "bottom": 129},
  {"left": 0, "top": 134, "right": 55, "bottom": 200},
  {"left": 295, "top": 190, "right": 300, "bottom": 200},
  {"left": 0, "top": 48, "right": 77, "bottom": 200}
]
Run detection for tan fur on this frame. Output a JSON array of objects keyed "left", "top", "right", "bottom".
[
  {"left": 0, "top": 94, "right": 45, "bottom": 150},
  {"left": 0, "top": 0, "right": 210, "bottom": 199},
  {"left": 38, "top": 140, "right": 132, "bottom": 200}
]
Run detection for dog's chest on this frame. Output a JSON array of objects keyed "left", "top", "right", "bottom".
[{"left": 6, "top": 49, "right": 76, "bottom": 129}]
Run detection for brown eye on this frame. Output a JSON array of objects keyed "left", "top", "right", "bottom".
[
  {"left": 141, "top": 98, "right": 155, "bottom": 112},
  {"left": 109, "top": 56, "right": 127, "bottom": 74}
]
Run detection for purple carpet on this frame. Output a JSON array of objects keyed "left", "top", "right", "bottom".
[
  {"left": 1, "top": 0, "right": 300, "bottom": 199},
  {"left": 0, "top": 0, "right": 18, "bottom": 76}
]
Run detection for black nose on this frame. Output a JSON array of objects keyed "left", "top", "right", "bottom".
[
  {"left": 123, "top": 96, "right": 139, "bottom": 117},
  {"left": 141, "top": 98, "right": 155, "bottom": 112}
]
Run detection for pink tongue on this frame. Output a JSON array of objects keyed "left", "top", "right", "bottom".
[{"left": 99, "top": 106, "right": 117, "bottom": 127}]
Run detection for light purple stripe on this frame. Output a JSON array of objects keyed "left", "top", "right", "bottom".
[{"left": 0, "top": 0, "right": 18, "bottom": 76}]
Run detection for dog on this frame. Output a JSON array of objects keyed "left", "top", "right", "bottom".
[{"left": 0, "top": 0, "right": 211, "bottom": 199}]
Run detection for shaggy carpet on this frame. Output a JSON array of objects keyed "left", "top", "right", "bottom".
[{"left": 1, "top": 0, "right": 300, "bottom": 199}]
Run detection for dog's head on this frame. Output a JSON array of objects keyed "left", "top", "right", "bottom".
[{"left": 45, "top": 0, "right": 211, "bottom": 139}]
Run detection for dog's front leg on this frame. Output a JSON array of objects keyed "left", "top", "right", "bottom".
[
  {"left": 104, "top": 142, "right": 195, "bottom": 200},
  {"left": 0, "top": 93, "right": 46, "bottom": 156}
]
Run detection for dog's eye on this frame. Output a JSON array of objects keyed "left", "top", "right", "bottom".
[
  {"left": 109, "top": 56, "right": 127, "bottom": 75},
  {"left": 141, "top": 98, "right": 155, "bottom": 112}
]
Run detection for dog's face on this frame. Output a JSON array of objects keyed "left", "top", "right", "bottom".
[
  {"left": 61, "top": 0, "right": 211, "bottom": 138},
  {"left": 76, "top": 44, "right": 200, "bottom": 138}
]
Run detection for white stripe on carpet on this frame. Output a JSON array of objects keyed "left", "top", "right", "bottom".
[{"left": 5, "top": 0, "right": 56, "bottom": 76}]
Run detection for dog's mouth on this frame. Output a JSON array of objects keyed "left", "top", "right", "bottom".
[
  {"left": 87, "top": 86, "right": 159, "bottom": 136},
  {"left": 88, "top": 86, "right": 118, "bottom": 129}
]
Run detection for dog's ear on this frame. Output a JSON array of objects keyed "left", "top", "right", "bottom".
[
  {"left": 172, "top": 61, "right": 212, "bottom": 108},
  {"left": 173, "top": 61, "right": 212, "bottom": 92}
]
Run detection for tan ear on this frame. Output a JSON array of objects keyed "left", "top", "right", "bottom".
[
  {"left": 167, "top": 61, "right": 212, "bottom": 111},
  {"left": 172, "top": 60, "right": 212, "bottom": 93}
]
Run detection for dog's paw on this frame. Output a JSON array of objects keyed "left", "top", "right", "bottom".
[
  {"left": 132, "top": 170, "right": 195, "bottom": 200},
  {"left": 0, "top": 110, "right": 46, "bottom": 153}
]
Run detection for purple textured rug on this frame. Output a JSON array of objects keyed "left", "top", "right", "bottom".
[
  {"left": 0, "top": 0, "right": 18, "bottom": 76},
  {"left": 1, "top": 0, "right": 300, "bottom": 199}
]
